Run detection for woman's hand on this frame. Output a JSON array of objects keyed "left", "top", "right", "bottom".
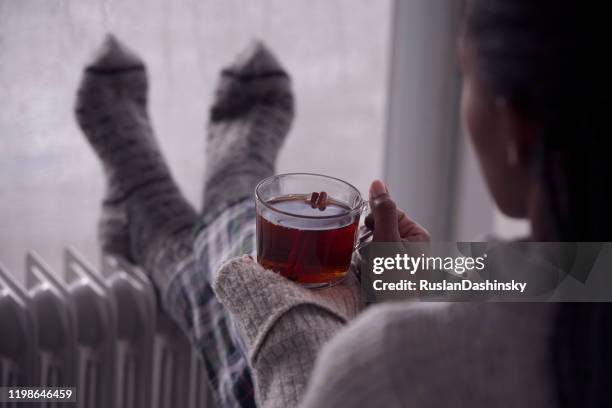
[{"left": 366, "top": 180, "right": 430, "bottom": 243}]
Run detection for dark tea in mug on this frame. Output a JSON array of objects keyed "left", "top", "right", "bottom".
[
  {"left": 257, "top": 195, "right": 359, "bottom": 285},
  {"left": 255, "top": 174, "right": 365, "bottom": 287}
]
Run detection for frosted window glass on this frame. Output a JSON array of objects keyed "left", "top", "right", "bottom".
[{"left": 0, "top": 0, "right": 391, "bottom": 277}]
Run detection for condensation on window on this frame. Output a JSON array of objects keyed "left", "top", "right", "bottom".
[{"left": 0, "top": 0, "right": 391, "bottom": 277}]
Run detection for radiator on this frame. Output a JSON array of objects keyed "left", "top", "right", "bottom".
[{"left": 0, "top": 249, "right": 213, "bottom": 408}]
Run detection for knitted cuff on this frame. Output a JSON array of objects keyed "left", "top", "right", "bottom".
[{"left": 212, "top": 256, "right": 363, "bottom": 358}]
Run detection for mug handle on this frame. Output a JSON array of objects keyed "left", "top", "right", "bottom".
[{"left": 354, "top": 201, "right": 373, "bottom": 252}]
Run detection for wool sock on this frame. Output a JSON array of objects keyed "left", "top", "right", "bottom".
[
  {"left": 202, "top": 40, "right": 294, "bottom": 218},
  {"left": 75, "top": 35, "right": 197, "bottom": 289}
]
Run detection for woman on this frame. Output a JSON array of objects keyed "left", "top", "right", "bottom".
[
  {"left": 214, "top": 1, "right": 612, "bottom": 407},
  {"left": 76, "top": 0, "right": 611, "bottom": 407}
]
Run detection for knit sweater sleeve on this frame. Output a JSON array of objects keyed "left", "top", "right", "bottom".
[
  {"left": 212, "top": 255, "right": 363, "bottom": 408},
  {"left": 301, "top": 302, "right": 558, "bottom": 408},
  {"left": 300, "top": 304, "right": 416, "bottom": 408}
]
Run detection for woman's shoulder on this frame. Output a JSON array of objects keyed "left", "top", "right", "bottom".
[{"left": 302, "top": 302, "right": 558, "bottom": 408}]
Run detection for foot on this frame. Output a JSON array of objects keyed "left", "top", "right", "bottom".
[
  {"left": 202, "top": 40, "right": 295, "bottom": 218},
  {"left": 75, "top": 35, "right": 197, "bottom": 283}
]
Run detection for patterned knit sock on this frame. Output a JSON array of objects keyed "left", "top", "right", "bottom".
[
  {"left": 202, "top": 40, "right": 294, "bottom": 218},
  {"left": 75, "top": 35, "right": 197, "bottom": 288}
]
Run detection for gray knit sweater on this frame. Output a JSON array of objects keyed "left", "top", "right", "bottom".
[{"left": 213, "top": 256, "right": 558, "bottom": 408}]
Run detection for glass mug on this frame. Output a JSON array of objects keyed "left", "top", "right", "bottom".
[{"left": 255, "top": 173, "right": 369, "bottom": 288}]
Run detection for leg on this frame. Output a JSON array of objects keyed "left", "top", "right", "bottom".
[
  {"left": 172, "top": 43, "right": 293, "bottom": 406},
  {"left": 74, "top": 35, "right": 197, "bottom": 293},
  {"left": 201, "top": 40, "right": 294, "bottom": 220},
  {"left": 166, "top": 41, "right": 294, "bottom": 405}
]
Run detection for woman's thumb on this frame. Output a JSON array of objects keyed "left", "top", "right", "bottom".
[{"left": 369, "top": 180, "right": 401, "bottom": 242}]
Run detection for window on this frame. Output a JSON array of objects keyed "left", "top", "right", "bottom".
[
  {"left": 0, "top": 0, "right": 392, "bottom": 277},
  {"left": 1, "top": 0, "right": 528, "bottom": 279}
]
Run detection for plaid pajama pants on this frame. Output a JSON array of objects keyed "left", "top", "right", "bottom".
[{"left": 164, "top": 198, "right": 257, "bottom": 408}]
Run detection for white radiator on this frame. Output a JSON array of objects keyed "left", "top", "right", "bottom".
[{"left": 0, "top": 249, "right": 213, "bottom": 408}]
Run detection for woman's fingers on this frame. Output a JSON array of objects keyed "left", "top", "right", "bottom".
[
  {"left": 366, "top": 180, "right": 431, "bottom": 243},
  {"left": 396, "top": 210, "right": 430, "bottom": 242},
  {"left": 369, "top": 180, "right": 401, "bottom": 242},
  {"left": 365, "top": 209, "right": 430, "bottom": 242}
]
